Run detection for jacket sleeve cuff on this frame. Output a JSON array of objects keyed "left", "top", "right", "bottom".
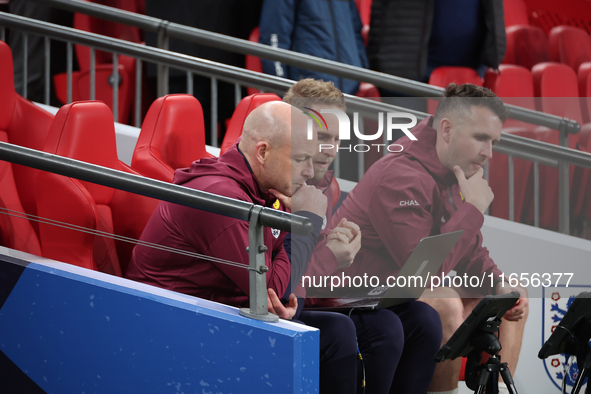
[{"left": 294, "top": 211, "right": 324, "bottom": 240}]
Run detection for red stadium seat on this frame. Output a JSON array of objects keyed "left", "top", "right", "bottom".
[
  {"left": 429, "top": 67, "right": 483, "bottom": 88},
  {"left": 549, "top": 26, "right": 591, "bottom": 73},
  {"left": 484, "top": 65, "right": 536, "bottom": 128},
  {"left": 53, "top": 0, "right": 144, "bottom": 124},
  {"left": 36, "top": 101, "right": 158, "bottom": 275},
  {"left": 356, "top": 82, "right": 381, "bottom": 99},
  {"left": 0, "top": 41, "right": 52, "bottom": 255},
  {"left": 504, "top": 25, "right": 551, "bottom": 70},
  {"left": 484, "top": 65, "right": 534, "bottom": 98},
  {"left": 330, "top": 176, "right": 341, "bottom": 208},
  {"left": 220, "top": 93, "right": 282, "bottom": 155},
  {"left": 132, "top": 94, "right": 213, "bottom": 183},
  {"left": 428, "top": 67, "right": 482, "bottom": 114},
  {"left": 532, "top": 63, "right": 583, "bottom": 141},
  {"left": 503, "top": 0, "right": 529, "bottom": 28},
  {"left": 531, "top": 62, "right": 586, "bottom": 229},
  {"left": 579, "top": 62, "right": 591, "bottom": 123},
  {"left": 0, "top": 132, "right": 42, "bottom": 255}
]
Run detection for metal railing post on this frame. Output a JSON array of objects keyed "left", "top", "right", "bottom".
[
  {"left": 23, "top": 33, "right": 28, "bottom": 98},
  {"left": 558, "top": 119, "right": 571, "bottom": 233},
  {"left": 186, "top": 71, "right": 193, "bottom": 95},
  {"left": 90, "top": 47, "right": 95, "bottom": 100},
  {"left": 156, "top": 20, "right": 169, "bottom": 97},
  {"left": 112, "top": 52, "right": 118, "bottom": 122},
  {"left": 44, "top": 37, "right": 50, "bottom": 105},
  {"left": 211, "top": 77, "right": 218, "bottom": 147},
  {"left": 240, "top": 206, "right": 279, "bottom": 322},
  {"left": 508, "top": 155, "right": 514, "bottom": 222},
  {"left": 534, "top": 162, "right": 540, "bottom": 227},
  {"left": 66, "top": 41, "right": 72, "bottom": 103},
  {"left": 135, "top": 58, "right": 142, "bottom": 127}
]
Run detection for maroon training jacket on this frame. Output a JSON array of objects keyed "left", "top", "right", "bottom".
[
  {"left": 328, "top": 117, "right": 502, "bottom": 294},
  {"left": 125, "top": 144, "right": 290, "bottom": 307}
]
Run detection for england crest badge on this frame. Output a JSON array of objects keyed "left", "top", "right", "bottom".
[
  {"left": 542, "top": 285, "right": 591, "bottom": 391},
  {"left": 271, "top": 228, "right": 280, "bottom": 239}
]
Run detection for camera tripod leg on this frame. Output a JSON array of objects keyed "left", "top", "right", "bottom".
[
  {"left": 500, "top": 367, "right": 518, "bottom": 394},
  {"left": 570, "top": 365, "right": 587, "bottom": 394},
  {"left": 476, "top": 368, "right": 491, "bottom": 394}
]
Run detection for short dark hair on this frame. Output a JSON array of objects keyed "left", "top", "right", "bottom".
[
  {"left": 433, "top": 83, "right": 508, "bottom": 123},
  {"left": 283, "top": 78, "right": 346, "bottom": 111}
]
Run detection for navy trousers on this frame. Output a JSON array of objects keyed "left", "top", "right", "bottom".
[
  {"left": 350, "top": 300, "right": 443, "bottom": 394},
  {"left": 297, "top": 310, "right": 359, "bottom": 394}
]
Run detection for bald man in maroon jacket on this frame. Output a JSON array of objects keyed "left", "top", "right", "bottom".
[{"left": 126, "top": 101, "right": 326, "bottom": 318}]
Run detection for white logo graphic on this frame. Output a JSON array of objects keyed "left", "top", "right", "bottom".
[
  {"left": 400, "top": 200, "right": 420, "bottom": 206},
  {"left": 304, "top": 108, "right": 417, "bottom": 153},
  {"left": 542, "top": 285, "right": 591, "bottom": 391},
  {"left": 322, "top": 215, "right": 327, "bottom": 230},
  {"left": 271, "top": 228, "right": 281, "bottom": 239}
]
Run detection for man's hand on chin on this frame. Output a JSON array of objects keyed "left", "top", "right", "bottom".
[{"left": 270, "top": 185, "right": 327, "bottom": 216}]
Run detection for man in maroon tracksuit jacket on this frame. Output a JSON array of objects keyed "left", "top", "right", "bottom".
[
  {"left": 330, "top": 83, "right": 529, "bottom": 394},
  {"left": 284, "top": 79, "right": 444, "bottom": 394}
]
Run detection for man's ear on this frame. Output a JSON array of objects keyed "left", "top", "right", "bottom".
[
  {"left": 439, "top": 118, "right": 453, "bottom": 144},
  {"left": 254, "top": 141, "right": 271, "bottom": 165}
]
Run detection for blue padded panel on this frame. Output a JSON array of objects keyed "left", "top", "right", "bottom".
[{"left": 0, "top": 255, "right": 319, "bottom": 393}]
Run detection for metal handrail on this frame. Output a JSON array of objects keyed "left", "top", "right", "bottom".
[
  {"left": 25, "top": 0, "right": 580, "bottom": 133},
  {"left": 0, "top": 141, "right": 312, "bottom": 236}
]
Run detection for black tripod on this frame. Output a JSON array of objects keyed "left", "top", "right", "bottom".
[{"left": 464, "top": 317, "right": 518, "bottom": 394}]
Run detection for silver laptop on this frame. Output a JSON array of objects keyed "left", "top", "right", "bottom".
[{"left": 306, "top": 230, "right": 463, "bottom": 310}]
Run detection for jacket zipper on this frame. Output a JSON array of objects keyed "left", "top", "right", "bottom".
[{"left": 448, "top": 186, "right": 458, "bottom": 211}]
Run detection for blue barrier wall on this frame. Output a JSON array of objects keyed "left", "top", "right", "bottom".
[{"left": 0, "top": 248, "right": 319, "bottom": 393}]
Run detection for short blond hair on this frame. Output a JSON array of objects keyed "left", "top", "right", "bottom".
[{"left": 283, "top": 78, "right": 346, "bottom": 111}]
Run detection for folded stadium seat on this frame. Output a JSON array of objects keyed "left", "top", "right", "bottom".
[
  {"left": 428, "top": 66, "right": 483, "bottom": 114},
  {"left": 484, "top": 65, "right": 536, "bottom": 129},
  {"left": 245, "top": 27, "right": 263, "bottom": 96},
  {"left": 504, "top": 25, "right": 551, "bottom": 70},
  {"left": 581, "top": 125, "right": 591, "bottom": 222},
  {"left": 330, "top": 176, "right": 341, "bottom": 209},
  {"left": 220, "top": 93, "right": 282, "bottom": 155},
  {"left": 132, "top": 94, "right": 214, "bottom": 183},
  {"left": 429, "top": 66, "right": 483, "bottom": 88},
  {"left": 0, "top": 41, "right": 53, "bottom": 251},
  {"left": 0, "top": 133, "right": 42, "bottom": 255},
  {"left": 531, "top": 62, "right": 586, "bottom": 230},
  {"left": 53, "top": 0, "right": 144, "bottom": 124},
  {"left": 579, "top": 62, "right": 591, "bottom": 123},
  {"left": 576, "top": 67, "right": 591, "bottom": 223},
  {"left": 503, "top": 0, "right": 529, "bottom": 27},
  {"left": 549, "top": 26, "right": 591, "bottom": 73},
  {"left": 36, "top": 101, "right": 159, "bottom": 275},
  {"left": 354, "top": 0, "right": 373, "bottom": 46},
  {"left": 484, "top": 65, "right": 537, "bottom": 223}
]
